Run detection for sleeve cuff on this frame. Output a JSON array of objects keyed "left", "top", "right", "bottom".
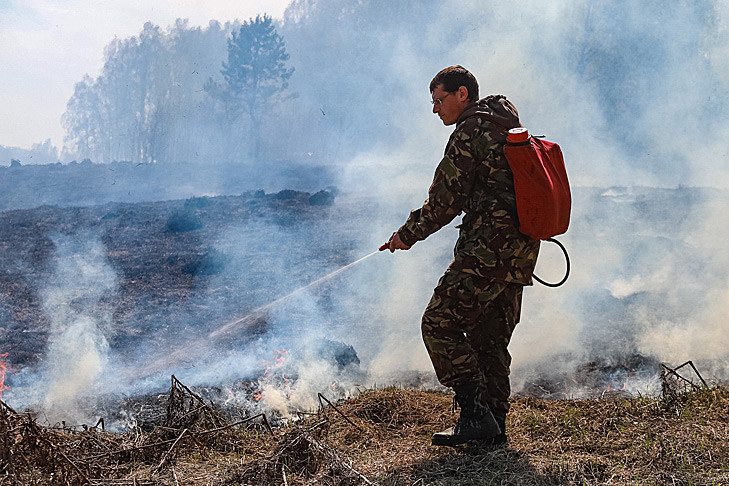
[{"left": 397, "top": 226, "right": 419, "bottom": 247}]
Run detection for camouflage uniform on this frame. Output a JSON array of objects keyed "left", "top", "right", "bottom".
[{"left": 397, "top": 95, "right": 540, "bottom": 416}]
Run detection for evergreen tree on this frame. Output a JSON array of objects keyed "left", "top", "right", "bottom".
[{"left": 206, "top": 15, "right": 294, "bottom": 161}]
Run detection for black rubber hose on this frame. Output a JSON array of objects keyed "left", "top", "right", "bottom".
[{"left": 533, "top": 237, "right": 570, "bottom": 287}]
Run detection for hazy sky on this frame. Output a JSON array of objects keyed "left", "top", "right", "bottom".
[{"left": 0, "top": 0, "right": 291, "bottom": 149}]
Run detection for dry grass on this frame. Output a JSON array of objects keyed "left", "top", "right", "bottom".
[{"left": 2, "top": 385, "right": 729, "bottom": 485}]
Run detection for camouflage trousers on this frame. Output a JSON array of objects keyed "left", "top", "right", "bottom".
[{"left": 421, "top": 268, "right": 524, "bottom": 416}]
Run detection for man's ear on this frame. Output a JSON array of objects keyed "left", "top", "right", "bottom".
[{"left": 457, "top": 85, "right": 470, "bottom": 101}]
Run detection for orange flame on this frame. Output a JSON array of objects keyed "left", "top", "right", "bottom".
[
  {"left": 274, "top": 349, "right": 288, "bottom": 365},
  {"left": 604, "top": 373, "right": 632, "bottom": 395},
  {"left": 621, "top": 372, "right": 632, "bottom": 391},
  {"left": 254, "top": 349, "right": 291, "bottom": 402},
  {"left": 262, "top": 349, "right": 288, "bottom": 376},
  {"left": 0, "top": 353, "right": 9, "bottom": 400}
]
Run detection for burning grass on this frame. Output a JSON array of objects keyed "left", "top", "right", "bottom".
[{"left": 2, "top": 383, "right": 729, "bottom": 485}]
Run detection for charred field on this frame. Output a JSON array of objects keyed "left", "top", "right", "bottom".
[
  {"left": 0, "top": 188, "right": 358, "bottom": 372},
  {"left": 2, "top": 186, "right": 729, "bottom": 484}
]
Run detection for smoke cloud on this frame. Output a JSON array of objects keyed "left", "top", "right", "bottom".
[{"left": 12, "top": 231, "right": 119, "bottom": 424}]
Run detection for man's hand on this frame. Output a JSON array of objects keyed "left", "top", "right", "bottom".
[{"left": 379, "top": 232, "right": 411, "bottom": 253}]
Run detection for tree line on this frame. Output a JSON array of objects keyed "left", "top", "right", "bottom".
[{"left": 62, "top": 16, "right": 294, "bottom": 165}]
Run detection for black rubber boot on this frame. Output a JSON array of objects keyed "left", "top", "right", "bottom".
[
  {"left": 431, "top": 386, "right": 501, "bottom": 446},
  {"left": 486, "top": 413, "right": 508, "bottom": 446}
]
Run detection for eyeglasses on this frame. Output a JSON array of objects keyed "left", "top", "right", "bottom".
[{"left": 430, "top": 92, "right": 453, "bottom": 106}]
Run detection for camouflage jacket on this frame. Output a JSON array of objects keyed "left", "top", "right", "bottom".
[{"left": 397, "top": 95, "right": 540, "bottom": 284}]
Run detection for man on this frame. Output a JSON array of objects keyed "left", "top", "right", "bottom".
[{"left": 381, "top": 66, "right": 540, "bottom": 446}]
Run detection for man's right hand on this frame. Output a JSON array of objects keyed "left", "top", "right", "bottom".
[{"left": 379, "top": 231, "right": 411, "bottom": 253}]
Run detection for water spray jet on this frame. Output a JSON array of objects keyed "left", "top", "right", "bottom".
[
  {"left": 209, "top": 249, "right": 380, "bottom": 339},
  {"left": 139, "top": 250, "right": 381, "bottom": 377}
]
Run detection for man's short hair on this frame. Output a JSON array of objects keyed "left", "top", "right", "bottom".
[{"left": 430, "top": 65, "right": 479, "bottom": 102}]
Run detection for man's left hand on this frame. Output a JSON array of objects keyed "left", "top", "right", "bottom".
[{"left": 379, "top": 232, "right": 411, "bottom": 252}]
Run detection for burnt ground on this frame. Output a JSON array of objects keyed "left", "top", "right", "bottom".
[{"left": 0, "top": 189, "right": 369, "bottom": 373}]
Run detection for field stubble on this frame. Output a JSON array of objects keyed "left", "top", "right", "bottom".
[{"left": 2, "top": 385, "right": 728, "bottom": 485}]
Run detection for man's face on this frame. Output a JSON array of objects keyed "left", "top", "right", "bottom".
[{"left": 431, "top": 84, "right": 469, "bottom": 126}]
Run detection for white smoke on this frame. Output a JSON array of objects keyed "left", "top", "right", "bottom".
[{"left": 34, "top": 231, "right": 118, "bottom": 423}]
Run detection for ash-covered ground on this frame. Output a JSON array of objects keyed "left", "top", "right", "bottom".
[{"left": 0, "top": 189, "right": 352, "bottom": 371}]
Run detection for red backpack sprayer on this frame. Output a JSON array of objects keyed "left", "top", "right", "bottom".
[{"left": 503, "top": 127, "right": 571, "bottom": 287}]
